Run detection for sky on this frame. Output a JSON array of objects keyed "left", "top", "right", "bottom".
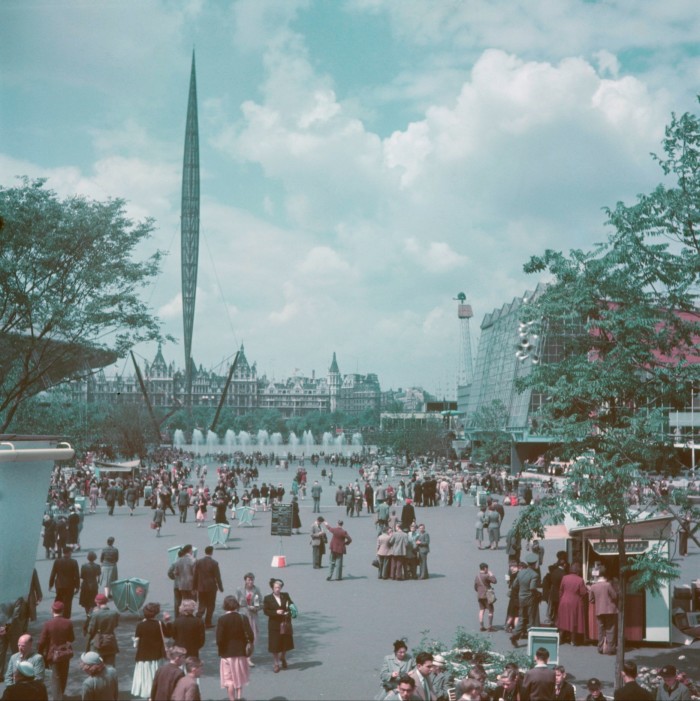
[{"left": 2, "top": 0, "right": 700, "bottom": 398}]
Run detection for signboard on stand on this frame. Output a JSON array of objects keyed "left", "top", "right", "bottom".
[{"left": 271, "top": 504, "right": 293, "bottom": 536}]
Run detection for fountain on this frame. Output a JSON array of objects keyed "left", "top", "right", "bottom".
[
  {"left": 192, "top": 429, "right": 204, "bottom": 454},
  {"left": 170, "top": 427, "right": 369, "bottom": 456},
  {"left": 302, "top": 430, "right": 314, "bottom": 449},
  {"left": 206, "top": 430, "right": 219, "bottom": 452}
]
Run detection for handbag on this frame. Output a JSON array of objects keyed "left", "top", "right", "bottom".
[
  {"left": 486, "top": 589, "right": 497, "bottom": 605},
  {"left": 371, "top": 558, "right": 380, "bottom": 569},
  {"left": 94, "top": 632, "right": 117, "bottom": 654},
  {"left": 279, "top": 620, "right": 289, "bottom": 635},
  {"left": 289, "top": 603, "right": 298, "bottom": 619},
  {"left": 49, "top": 641, "right": 74, "bottom": 663},
  {"left": 150, "top": 521, "right": 157, "bottom": 529}
]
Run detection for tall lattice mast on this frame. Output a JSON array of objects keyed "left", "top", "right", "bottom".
[
  {"left": 455, "top": 292, "right": 474, "bottom": 386},
  {"left": 181, "top": 51, "right": 200, "bottom": 405}
]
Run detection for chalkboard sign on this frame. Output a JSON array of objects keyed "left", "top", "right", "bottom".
[{"left": 271, "top": 504, "right": 293, "bottom": 536}]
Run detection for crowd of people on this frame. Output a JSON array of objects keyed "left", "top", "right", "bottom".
[{"left": 1, "top": 447, "right": 697, "bottom": 701}]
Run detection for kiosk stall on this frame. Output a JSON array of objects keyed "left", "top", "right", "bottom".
[{"left": 567, "top": 515, "right": 675, "bottom": 644}]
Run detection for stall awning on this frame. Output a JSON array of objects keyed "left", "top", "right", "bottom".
[{"left": 94, "top": 459, "right": 140, "bottom": 472}]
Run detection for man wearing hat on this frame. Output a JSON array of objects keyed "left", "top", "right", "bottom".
[
  {"left": 584, "top": 677, "right": 606, "bottom": 701},
  {"left": 0, "top": 660, "right": 48, "bottom": 700},
  {"left": 509, "top": 553, "right": 541, "bottom": 647},
  {"left": 4, "top": 634, "right": 45, "bottom": 687},
  {"left": 656, "top": 665, "right": 691, "bottom": 701},
  {"left": 87, "top": 593, "right": 120, "bottom": 666},
  {"left": 37, "top": 601, "right": 74, "bottom": 701},
  {"left": 431, "top": 654, "right": 451, "bottom": 701}
]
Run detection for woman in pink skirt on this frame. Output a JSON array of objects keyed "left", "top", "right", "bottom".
[{"left": 216, "top": 595, "right": 254, "bottom": 701}]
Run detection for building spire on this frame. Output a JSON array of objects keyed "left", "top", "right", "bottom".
[{"left": 181, "top": 49, "right": 200, "bottom": 405}]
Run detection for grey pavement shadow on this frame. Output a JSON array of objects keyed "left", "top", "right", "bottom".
[
  {"left": 631, "top": 645, "right": 700, "bottom": 672},
  {"left": 286, "top": 659, "right": 322, "bottom": 671}
]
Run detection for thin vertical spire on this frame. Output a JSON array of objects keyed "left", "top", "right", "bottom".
[{"left": 181, "top": 50, "right": 200, "bottom": 405}]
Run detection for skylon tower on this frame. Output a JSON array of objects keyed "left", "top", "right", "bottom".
[{"left": 181, "top": 51, "right": 200, "bottom": 404}]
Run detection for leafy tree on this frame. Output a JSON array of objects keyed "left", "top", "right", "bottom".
[
  {"left": 9, "top": 392, "right": 110, "bottom": 452},
  {"left": 101, "top": 403, "right": 157, "bottom": 458},
  {"left": 469, "top": 399, "right": 512, "bottom": 464},
  {"left": 0, "top": 178, "right": 167, "bottom": 431},
  {"left": 512, "top": 104, "right": 700, "bottom": 687}
]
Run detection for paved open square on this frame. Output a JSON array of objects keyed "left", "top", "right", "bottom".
[{"left": 20, "top": 461, "right": 699, "bottom": 700}]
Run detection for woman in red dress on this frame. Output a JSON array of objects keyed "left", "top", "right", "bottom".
[{"left": 556, "top": 562, "right": 588, "bottom": 645}]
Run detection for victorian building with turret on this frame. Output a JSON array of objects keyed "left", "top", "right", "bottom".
[{"left": 82, "top": 346, "right": 380, "bottom": 418}]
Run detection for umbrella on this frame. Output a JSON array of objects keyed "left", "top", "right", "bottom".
[
  {"left": 237, "top": 506, "right": 255, "bottom": 527},
  {"left": 208, "top": 523, "right": 232, "bottom": 547},
  {"left": 111, "top": 578, "right": 149, "bottom": 614},
  {"left": 167, "top": 545, "right": 198, "bottom": 565}
]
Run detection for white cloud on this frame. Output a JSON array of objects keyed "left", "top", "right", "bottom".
[
  {"left": 158, "top": 293, "right": 182, "bottom": 320},
  {"left": 404, "top": 238, "right": 469, "bottom": 273},
  {"left": 593, "top": 50, "right": 620, "bottom": 79},
  {"left": 298, "top": 247, "right": 353, "bottom": 277}
]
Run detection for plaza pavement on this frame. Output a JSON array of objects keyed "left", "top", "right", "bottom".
[{"left": 22, "top": 462, "right": 700, "bottom": 700}]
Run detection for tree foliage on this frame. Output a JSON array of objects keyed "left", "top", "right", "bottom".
[
  {"left": 0, "top": 178, "right": 167, "bottom": 431},
  {"left": 469, "top": 399, "right": 512, "bottom": 464},
  {"left": 513, "top": 103, "right": 700, "bottom": 686}
]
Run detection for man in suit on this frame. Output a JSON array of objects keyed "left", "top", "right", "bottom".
[
  {"left": 310, "top": 481, "right": 323, "bottom": 513},
  {"left": 193, "top": 546, "right": 223, "bottom": 627},
  {"left": 588, "top": 565, "right": 619, "bottom": 655},
  {"left": 177, "top": 488, "right": 190, "bottom": 523},
  {"left": 104, "top": 482, "right": 117, "bottom": 516},
  {"left": 385, "top": 674, "right": 421, "bottom": 701},
  {"left": 376, "top": 500, "right": 390, "bottom": 535},
  {"left": 408, "top": 652, "right": 436, "bottom": 701},
  {"left": 389, "top": 524, "right": 410, "bottom": 581},
  {"left": 325, "top": 520, "right": 352, "bottom": 581},
  {"left": 171, "top": 544, "right": 196, "bottom": 611},
  {"left": 2, "top": 660, "right": 48, "bottom": 700},
  {"left": 37, "top": 601, "right": 74, "bottom": 701},
  {"left": 310, "top": 516, "right": 326, "bottom": 569},
  {"left": 543, "top": 551, "right": 569, "bottom": 625},
  {"left": 415, "top": 524, "right": 431, "bottom": 580},
  {"left": 3, "top": 634, "right": 45, "bottom": 686},
  {"left": 521, "top": 647, "right": 555, "bottom": 701},
  {"left": 48, "top": 548, "right": 80, "bottom": 619},
  {"left": 613, "top": 661, "right": 652, "bottom": 700},
  {"left": 376, "top": 527, "right": 393, "bottom": 580},
  {"left": 510, "top": 553, "right": 541, "bottom": 647}
]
